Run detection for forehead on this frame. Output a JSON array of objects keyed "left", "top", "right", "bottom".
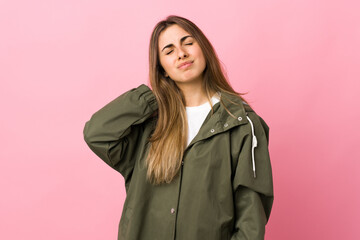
[{"left": 158, "top": 24, "right": 191, "bottom": 47}]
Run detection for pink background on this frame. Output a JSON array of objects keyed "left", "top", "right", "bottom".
[{"left": 1, "top": 0, "right": 359, "bottom": 239}]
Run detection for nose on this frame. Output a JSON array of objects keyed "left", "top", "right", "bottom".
[{"left": 177, "top": 46, "right": 188, "bottom": 59}]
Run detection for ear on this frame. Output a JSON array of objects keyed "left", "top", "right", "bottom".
[{"left": 164, "top": 72, "right": 169, "bottom": 77}]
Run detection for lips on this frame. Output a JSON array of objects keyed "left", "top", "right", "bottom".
[{"left": 178, "top": 60, "right": 193, "bottom": 69}]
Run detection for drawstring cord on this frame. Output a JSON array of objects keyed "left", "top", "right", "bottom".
[{"left": 246, "top": 115, "right": 258, "bottom": 178}]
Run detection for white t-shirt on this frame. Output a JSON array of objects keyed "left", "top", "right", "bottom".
[{"left": 185, "top": 93, "right": 220, "bottom": 146}]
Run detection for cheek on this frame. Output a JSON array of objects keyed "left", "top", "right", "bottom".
[
  {"left": 196, "top": 51, "right": 206, "bottom": 67},
  {"left": 194, "top": 48, "right": 205, "bottom": 63},
  {"left": 160, "top": 58, "right": 171, "bottom": 72}
]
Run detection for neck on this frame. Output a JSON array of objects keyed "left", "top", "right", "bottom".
[{"left": 176, "top": 79, "right": 216, "bottom": 107}]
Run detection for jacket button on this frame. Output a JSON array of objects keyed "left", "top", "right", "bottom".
[
  {"left": 210, "top": 129, "right": 215, "bottom": 133},
  {"left": 224, "top": 123, "right": 228, "bottom": 127},
  {"left": 171, "top": 208, "right": 175, "bottom": 214},
  {"left": 238, "top": 116, "right": 242, "bottom": 121}
]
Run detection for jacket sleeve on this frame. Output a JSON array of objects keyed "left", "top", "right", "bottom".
[
  {"left": 231, "top": 112, "right": 274, "bottom": 240},
  {"left": 83, "top": 84, "right": 158, "bottom": 185}
]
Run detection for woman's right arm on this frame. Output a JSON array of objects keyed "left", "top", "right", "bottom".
[{"left": 83, "top": 84, "right": 158, "bottom": 181}]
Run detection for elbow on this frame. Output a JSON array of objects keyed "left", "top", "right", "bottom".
[
  {"left": 83, "top": 120, "right": 94, "bottom": 146},
  {"left": 82, "top": 120, "right": 111, "bottom": 164}
]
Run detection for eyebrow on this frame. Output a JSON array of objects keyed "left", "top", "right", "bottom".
[{"left": 161, "top": 35, "right": 193, "bottom": 52}]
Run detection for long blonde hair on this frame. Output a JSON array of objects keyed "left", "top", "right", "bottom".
[{"left": 146, "top": 15, "right": 250, "bottom": 185}]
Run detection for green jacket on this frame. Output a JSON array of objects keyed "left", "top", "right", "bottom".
[{"left": 83, "top": 84, "right": 274, "bottom": 240}]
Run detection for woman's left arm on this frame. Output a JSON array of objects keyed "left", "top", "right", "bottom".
[
  {"left": 231, "top": 112, "right": 274, "bottom": 240},
  {"left": 230, "top": 186, "right": 269, "bottom": 240}
]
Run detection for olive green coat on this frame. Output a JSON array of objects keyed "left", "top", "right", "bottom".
[{"left": 83, "top": 84, "right": 274, "bottom": 240}]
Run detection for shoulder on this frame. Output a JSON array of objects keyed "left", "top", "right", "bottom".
[
  {"left": 241, "top": 102, "right": 270, "bottom": 143},
  {"left": 224, "top": 100, "right": 270, "bottom": 156}
]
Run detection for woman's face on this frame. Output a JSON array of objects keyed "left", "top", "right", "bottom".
[{"left": 158, "top": 24, "right": 206, "bottom": 87}]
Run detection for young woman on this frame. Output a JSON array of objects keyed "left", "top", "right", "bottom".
[{"left": 83, "top": 15, "right": 274, "bottom": 240}]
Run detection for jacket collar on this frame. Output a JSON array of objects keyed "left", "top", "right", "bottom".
[{"left": 185, "top": 90, "right": 253, "bottom": 150}]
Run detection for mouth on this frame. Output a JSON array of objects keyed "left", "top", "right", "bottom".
[{"left": 178, "top": 61, "right": 193, "bottom": 69}]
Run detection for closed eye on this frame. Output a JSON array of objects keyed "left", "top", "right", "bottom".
[{"left": 166, "top": 43, "right": 193, "bottom": 55}]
